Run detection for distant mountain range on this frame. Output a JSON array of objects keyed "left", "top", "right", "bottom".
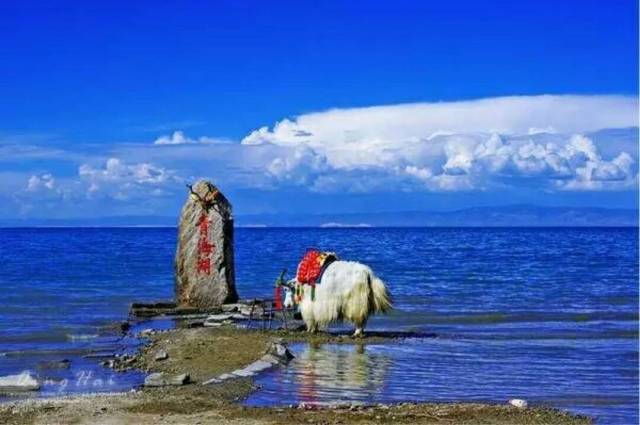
[
  {"left": 1, "top": 205, "right": 637, "bottom": 227},
  {"left": 236, "top": 205, "right": 638, "bottom": 227}
]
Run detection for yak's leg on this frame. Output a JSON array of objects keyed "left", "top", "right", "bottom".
[
  {"left": 352, "top": 318, "right": 367, "bottom": 338},
  {"left": 306, "top": 320, "right": 318, "bottom": 334}
]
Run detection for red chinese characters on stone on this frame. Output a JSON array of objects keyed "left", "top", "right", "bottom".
[
  {"left": 196, "top": 213, "right": 215, "bottom": 275},
  {"left": 197, "top": 258, "right": 211, "bottom": 274}
]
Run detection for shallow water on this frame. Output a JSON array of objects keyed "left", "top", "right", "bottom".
[
  {"left": 246, "top": 338, "right": 637, "bottom": 424},
  {"left": 0, "top": 227, "right": 637, "bottom": 423}
]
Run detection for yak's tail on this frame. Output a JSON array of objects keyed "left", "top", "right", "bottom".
[{"left": 369, "top": 274, "right": 392, "bottom": 314}]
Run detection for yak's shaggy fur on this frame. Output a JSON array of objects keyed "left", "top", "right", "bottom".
[{"left": 284, "top": 260, "right": 392, "bottom": 336}]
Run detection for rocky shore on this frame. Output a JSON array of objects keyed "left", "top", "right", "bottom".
[{"left": 0, "top": 317, "right": 591, "bottom": 425}]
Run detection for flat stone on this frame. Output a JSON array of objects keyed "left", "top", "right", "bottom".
[
  {"left": 203, "top": 322, "right": 222, "bottom": 328},
  {"left": 244, "top": 360, "right": 275, "bottom": 373},
  {"left": 201, "top": 343, "right": 292, "bottom": 385},
  {"left": 231, "top": 368, "right": 255, "bottom": 377},
  {"left": 37, "top": 359, "right": 71, "bottom": 370},
  {"left": 83, "top": 352, "right": 116, "bottom": 359},
  {"left": 0, "top": 372, "right": 40, "bottom": 392},
  {"left": 130, "top": 301, "right": 177, "bottom": 317},
  {"left": 202, "top": 372, "right": 236, "bottom": 385},
  {"left": 144, "top": 372, "right": 190, "bottom": 387},
  {"left": 204, "top": 314, "right": 233, "bottom": 322},
  {"left": 218, "top": 373, "right": 236, "bottom": 380},
  {"left": 154, "top": 351, "right": 169, "bottom": 361},
  {"left": 232, "top": 360, "right": 274, "bottom": 377}
]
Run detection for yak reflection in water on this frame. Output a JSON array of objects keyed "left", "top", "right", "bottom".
[{"left": 292, "top": 342, "right": 391, "bottom": 404}]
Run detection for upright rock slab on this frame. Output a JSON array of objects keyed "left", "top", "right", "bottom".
[{"left": 175, "top": 180, "right": 238, "bottom": 308}]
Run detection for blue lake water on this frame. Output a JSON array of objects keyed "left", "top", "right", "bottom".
[{"left": 0, "top": 227, "right": 637, "bottom": 424}]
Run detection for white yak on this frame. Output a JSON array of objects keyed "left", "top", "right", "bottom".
[{"left": 283, "top": 260, "right": 392, "bottom": 337}]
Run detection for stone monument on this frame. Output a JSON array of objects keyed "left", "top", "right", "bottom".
[{"left": 174, "top": 180, "right": 238, "bottom": 307}]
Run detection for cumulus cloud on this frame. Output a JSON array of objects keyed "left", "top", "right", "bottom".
[
  {"left": 78, "top": 158, "right": 181, "bottom": 199},
  {"left": 27, "top": 173, "right": 56, "bottom": 192},
  {"left": 240, "top": 95, "right": 638, "bottom": 192},
  {"left": 153, "top": 130, "right": 230, "bottom": 145},
  {"left": 3, "top": 95, "right": 638, "bottom": 220}
]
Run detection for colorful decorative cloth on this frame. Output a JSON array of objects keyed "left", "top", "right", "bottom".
[{"left": 295, "top": 249, "right": 337, "bottom": 302}]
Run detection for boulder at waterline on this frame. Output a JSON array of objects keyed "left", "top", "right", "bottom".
[{"left": 0, "top": 372, "right": 40, "bottom": 392}]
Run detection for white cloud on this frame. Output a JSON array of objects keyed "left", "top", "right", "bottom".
[
  {"left": 3, "top": 95, "right": 638, "bottom": 217},
  {"left": 153, "top": 130, "right": 230, "bottom": 145},
  {"left": 27, "top": 173, "right": 56, "bottom": 192},
  {"left": 239, "top": 95, "right": 638, "bottom": 192},
  {"left": 78, "top": 158, "right": 181, "bottom": 199},
  {"left": 242, "top": 95, "right": 636, "bottom": 147}
]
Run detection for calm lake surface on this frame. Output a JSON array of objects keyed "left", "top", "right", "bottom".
[{"left": 0, "top": 227, "right": 637, "bottom": 424}]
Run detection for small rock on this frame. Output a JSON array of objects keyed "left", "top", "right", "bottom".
[
  {"left": 184, "top": 320, "right": 205, "bottom": 328},
  {"left": 509, "top": 399, "right": 528, "bottom": 408},
  {"left": 138, "top": 328, "right": 155, "bottom": 337},
  {"left": 265, "top": 341, "right": 294, "bottom": 363},
  {"left": 221, "top": 304, "right": 240, "bottom": 313},
  {"left": 0, "top": 372, "right": 40, "bottom": 392},
  {"left": 154, "top": 351, "right": 169, "bottom": 361},
  {"left": 37, "top": 359, "right": 71, "bottom": 370},
  {"left": 144, "top": 372, "right": 190, "bottom": 387}
]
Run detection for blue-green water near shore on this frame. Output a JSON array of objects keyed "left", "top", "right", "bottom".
[{"left": 0, "top": 227, "right": 637, "bottom": 424}]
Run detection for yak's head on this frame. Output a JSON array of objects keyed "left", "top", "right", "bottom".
[{"left": 281, "top": 279, "right": 297, "bottom": 309}]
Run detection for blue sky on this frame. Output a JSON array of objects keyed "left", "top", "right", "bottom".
[{"left": 0, "top": 1, "right": 638, "bottom": 221}]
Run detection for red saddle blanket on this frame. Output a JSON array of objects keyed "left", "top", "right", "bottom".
[{"left": 296, "top": 249, "right": 337, "bottom": 284}]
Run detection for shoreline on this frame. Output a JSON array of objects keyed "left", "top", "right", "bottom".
[{"left": 0, "top": 321, "right": 591, "bottom": 424}]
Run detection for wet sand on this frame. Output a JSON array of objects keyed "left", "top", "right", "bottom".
[{"left": 0, "top": 325, "right": 591, "bottom": 424}]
